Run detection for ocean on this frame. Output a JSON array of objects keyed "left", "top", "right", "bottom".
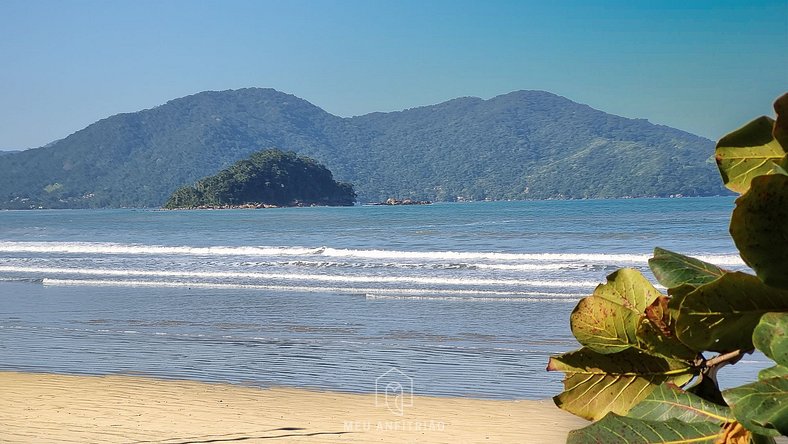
[{"left": 0, "top": 198, "right": 770, "bottom": 399}]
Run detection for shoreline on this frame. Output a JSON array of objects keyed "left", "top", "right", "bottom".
[
  {"left": 0, "top": 194, "right": 736, "bottom": 211},
  {"left": 0, "top": 370, "right": 587, "bottom": 443}
]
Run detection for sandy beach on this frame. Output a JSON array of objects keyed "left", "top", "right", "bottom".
[{"left": 0, "top": 371, "right": 586, "bottom": 443}]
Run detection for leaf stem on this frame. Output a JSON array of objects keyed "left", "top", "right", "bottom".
[{"left": 704, "top": 349, "right": 753, "bottom": 369}]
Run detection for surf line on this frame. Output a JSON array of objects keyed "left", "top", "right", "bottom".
[
  {"left": 1, "top": 266, "right": 601, "bottom": 288},
  {"left": 41, "top": 278, "right": 588, "bottom": 297},
  {"left": 0, "top": 241, "right": 744, "bottom": 264}
]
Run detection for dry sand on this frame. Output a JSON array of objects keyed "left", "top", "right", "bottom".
[{"left": 0, "top": 371, "right": 587, "bottom": 443}]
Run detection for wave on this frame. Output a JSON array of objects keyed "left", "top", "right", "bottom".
[
  {"left": 0, "top": 242, "right": 319, "bottom": 257},
  {"left": 364, "top": 294, "right": 578, "bottom": 303},
  {"left": 0, "top": 241, "right": 746, "bottom": 265},
  {"left": 0, "top": 277, "right": 43, "bottom": 284},
  {"left": 40, "top": 278, "right": 587, "bottom": 297},
  {"left": 237, "top": 260, "right": 570, "bottom": 271},
  {"left": 2, "top": 266, "right": 600, "bottom": 288}
]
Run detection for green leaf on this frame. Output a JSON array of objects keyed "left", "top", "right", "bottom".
[
  {"left": 773, "top": 92, "right": 788, "bottom": 149},
  {"left": 759, "top": 365, "right": 788, "bottom": 380},
  {"left": 731, "top": 173, "right": 788, "bottom": 290},
  {"left": 547, "top": 347, "right": 695, "bottom": 420},
  {"left": 751, "top": 433, "right": 779, "bottom": 444},
  {"left": 675, "top": 272, "right": 788, "bottom": 352},
  {"left": 566, "top": 413, "right": 723, "bottom": 443},
  {"left": 666, "top": 283, "right": 699, "bottom": 322},
  {"left": 753, "top": 312, "right": 788, "bottom": 366},
  {"left": 628, "top": 383, "right": 732, "bottom": 423},
  {"left": 648, "top": 247, "right": 726, "bottom": 289},
  {"left": 667, "top": 283, "right": 698, "bottom": 301},
  {"left": 715, "top": 116, "right": 786, "bottom": 194},
  {"left": 723, "top": 376, "right": 788, "bottom": 437},
  {"left": 570, "top": 268, "right": 662, "bottom": 354}
]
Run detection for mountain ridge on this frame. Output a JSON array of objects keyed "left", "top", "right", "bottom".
[{"left": 0, "top": 88, "right": 725, "bottom": 208}]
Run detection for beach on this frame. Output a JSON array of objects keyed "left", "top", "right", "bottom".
[
  {"left": 0, "top": 371, "right": 587, "bottom": 443},
  {"left": 0, "top": 201, "right": 764, "bottom": 443}
]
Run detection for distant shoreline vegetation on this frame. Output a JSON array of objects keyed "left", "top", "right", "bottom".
[
  {"left": 163, "top": 149, "right": 356, "bottom": 209},
  {"left": 0, "top": 89, "right": 728, "bottom": 209}
]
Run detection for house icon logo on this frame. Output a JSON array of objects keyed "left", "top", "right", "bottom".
[{"left": 375, "top": 367, "right": 414, "bottom": 416}]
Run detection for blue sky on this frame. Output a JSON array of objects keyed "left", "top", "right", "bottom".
[{"left": 1, "top": 0, "right": 786, "bottom": 149}]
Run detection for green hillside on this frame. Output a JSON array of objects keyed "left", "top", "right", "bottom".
[
  {"left": 0, "top": 88, "right": 726, "bottom": 208},
  {"left": 164, "top": 149, "right": 355, "bottom": 208}
]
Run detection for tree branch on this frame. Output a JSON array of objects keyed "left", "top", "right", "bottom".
[{"left": 705, "top": 349, "right": 753, "bottom": 369}]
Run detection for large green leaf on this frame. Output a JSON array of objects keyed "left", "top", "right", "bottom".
[
  {"left": 715, "top": 116, "right": 786, "bottom": 194},
  {"left": 648, "top": 247, "right": 726, "bottom": 290},
  {"left": 666, "top": 283, "right": 699, "bottom": 321},
  {"left": 723, "top": 376, "right": 788, "bottom": 437},
  {"left": 548, "top": 347, "right": 695, "bottom": 420},
  {"left": 675, "top": 272, "right": 788, "bottom": 352},
  {"left": 760, "top": 365, "right": 788, "bottom": 380},
  {"left": 731, "top": 173, "right": 788, "bottom": 290},
  {"left": 753, "top": 312, "right": 788, "bottom": 366},
  {"left": 628, "top": 383, "right": 732, "bottom": 423},
  {"left": 570, "top": 268, "right": 662, "bottom": 354},
  {"left": 566, "top": 413, "right": 723, "bottom": 443},
  {"left": 667, "top": 283, "right": 698, "bottom": 301}
]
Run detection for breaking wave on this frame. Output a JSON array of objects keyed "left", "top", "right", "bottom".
[{"left": 0, "top": 241, "right": 745, "bottom": 265}]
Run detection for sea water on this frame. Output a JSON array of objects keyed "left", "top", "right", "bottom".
[{"left": 0, "top": 198, "right": 770, "bottom": 399}]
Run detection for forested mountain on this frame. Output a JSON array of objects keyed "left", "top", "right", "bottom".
[
  {"left": 0, "top": 88, "right": 726, "bottom": 208},
  {"left": 164, "top": 149, "right": 355, "bottom": 209}
]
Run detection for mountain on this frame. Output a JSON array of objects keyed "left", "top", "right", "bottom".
[
  {"left": 0, "top": 150, "right": 20, "bottom": 156},
  {"left": 0, "top": 88, "right": 726, "bottom": 209},
  {"left": 164, "top": 149, "right": 355, "bottom": 209}
]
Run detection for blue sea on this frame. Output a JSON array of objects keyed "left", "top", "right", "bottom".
[{"left": 0, "top": 198, "right": 770, "bottom": 399}]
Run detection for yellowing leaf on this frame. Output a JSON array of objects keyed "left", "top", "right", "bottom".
[
  {"left": 548, "top": 347, "right": 695, "bottom": 420},
  {"left": 715, "top": 116, "right": 785, "bottom": 194},
  {"left": 628, "top": 384, "right": 733, "bottom": 424},
  {"left": 570, "top": 268, "right": 662, "bottom": 354}
]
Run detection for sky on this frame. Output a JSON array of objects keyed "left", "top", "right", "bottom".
[{"left": 0, "top": 0, "right": 786, "bottom": 150}]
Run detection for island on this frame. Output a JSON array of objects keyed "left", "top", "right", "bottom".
[
  {"left": 372, "top": 198, "right": 432, "bottom": 205},
  {"left": 163, "top": 149, "right": 356, "bottom": 209}
]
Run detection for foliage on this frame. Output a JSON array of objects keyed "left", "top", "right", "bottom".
[
  {"left": 162, "top": 149, "right": 355, "bottom": 208},
  {"left": 549, "top": 93, "right": 788, "bottom": 443},
  {"left": 547, "top": 348, "right": 694, "bottom": 421},
  {"left": 0, "top": 88, "right": 725, "bottom": 209}
]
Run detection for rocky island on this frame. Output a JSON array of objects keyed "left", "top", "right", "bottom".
[
  {"left": 374, "top": 198, "right": 432, "bottom": 205},
  {"left": 163, "top": 149, "right": 355, "bottom": 209}
]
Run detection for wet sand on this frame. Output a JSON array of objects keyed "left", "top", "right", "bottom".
[{"left": 0, "top": 371, "right": 587, "bottom": 443}]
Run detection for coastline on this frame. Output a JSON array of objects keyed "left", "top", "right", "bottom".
[{"left": 0, "top": 371, "right": 587, "bottom": 443}]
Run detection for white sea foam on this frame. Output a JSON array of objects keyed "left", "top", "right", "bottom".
[
  {"left": 0, "top": 241, "right": 746, "bottom": 265},
  {"left": 0, "top": 242, "right": 318, "bottom": 257},
  {"left": 40, "top": 278, "right": 587, "bottom": 297},
  {"left": 474, "top": 263, "right": 590, "bottom": 271},
  {"left": 364, "top": 294, "right": 579, "bottom": 303},
  {"left": 0, "top": 265, "right": 599, "bottom": 288}
]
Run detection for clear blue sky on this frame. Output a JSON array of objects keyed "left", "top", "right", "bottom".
[{"left": 1, "top": 0, "right": 786, "bottom": 149}]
